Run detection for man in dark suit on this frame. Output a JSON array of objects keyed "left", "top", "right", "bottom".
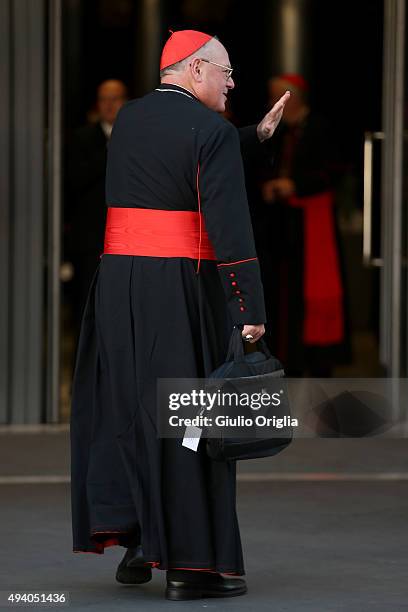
[{"left": 66, "top": 79, "right": 128, "bottom": 339}]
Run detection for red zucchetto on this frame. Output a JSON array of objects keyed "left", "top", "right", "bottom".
[
  {"left": 278, "top": 73, "right": 309, "bottom": 91},
  {"left": 160, "top": 29, "right": 213, "bottom": 70}
]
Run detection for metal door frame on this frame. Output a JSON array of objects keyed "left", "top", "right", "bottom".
[
  {"left": 46, "top": 0, "right": 63, "bottom": 422},
  {"left": 0, "top": 0, "right": 46, "bottom": 424},
  {"left": 380, "top": 0, "right": 406, "bottom": 377}
]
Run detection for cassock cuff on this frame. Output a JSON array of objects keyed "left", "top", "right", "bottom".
[{"left": 217, "top": 258, "right": 267, "bottom": 325}]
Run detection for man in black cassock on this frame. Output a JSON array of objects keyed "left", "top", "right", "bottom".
[{"left": 70, "top": 30, "right": 289, "bottom": 601}]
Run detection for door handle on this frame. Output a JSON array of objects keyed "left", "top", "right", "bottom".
[{"left": 363, "top": 131, "right": 384, "bottom": 267}]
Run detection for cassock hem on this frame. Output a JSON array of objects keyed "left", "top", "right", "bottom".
[{"left": 73, "top": 540, "right": 245, "bottom": 575}]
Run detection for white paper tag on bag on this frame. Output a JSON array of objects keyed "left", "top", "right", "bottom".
[{"left": 182, "top": 426, "right": 202, "bottom": 452}]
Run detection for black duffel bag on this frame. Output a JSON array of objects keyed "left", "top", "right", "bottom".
[{"left": 206, "top": 326, "right": 293, "bottom": 461}]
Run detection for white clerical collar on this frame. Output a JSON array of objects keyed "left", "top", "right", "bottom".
[
  {"left": 100, "top": 120, "right": 113, "bottom": 139},
  {"left": 155, "top": 83, "right": 197, "bottom": 101}
]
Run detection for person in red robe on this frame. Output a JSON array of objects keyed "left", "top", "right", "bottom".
[{"left": 257, "top": 74, "right": 350, "bottom": 376}]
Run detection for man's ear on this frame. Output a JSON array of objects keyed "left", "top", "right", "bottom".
[{"left": 190, "top": 58, "right": 203, "bottom": 83}]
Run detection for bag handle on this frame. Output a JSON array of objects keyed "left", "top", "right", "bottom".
[{"left": 226, "top": 326, "right": 272, "bottom": 363}]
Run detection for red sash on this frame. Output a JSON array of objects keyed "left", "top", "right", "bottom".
[
  {"left": 288, "top": 191, "right": 344, "bottom": 345},
  {"left": 103, "top": 207, "right": 216, "bottom": 262}
]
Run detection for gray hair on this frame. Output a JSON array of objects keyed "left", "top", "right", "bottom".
[{"left": 159, "top": 36, "right": 218, "bottom": 79}]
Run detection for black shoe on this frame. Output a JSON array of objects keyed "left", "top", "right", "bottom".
[
  {"left": 124, "top": 544, "right": 146, "bottom": 568},
  {"left": 165, "top": 570, "right": 247, "bottom": 601},
  {"left": 116, "top": 547, "right": 152, "bottom": 585}
]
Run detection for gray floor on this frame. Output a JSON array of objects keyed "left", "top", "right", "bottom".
[{"left": 0, "top": 432, "right": 407, "bottom": 611}]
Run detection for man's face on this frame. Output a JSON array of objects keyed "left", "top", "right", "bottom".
[
  {"left": 196, "top": 43, "right": 235, "bottom": 113},
  {"left": 97, "top": 81, "right": 127, "bottom": 125},
  {"left": 268, "top": 79, "right": 302, "bottom": 124}
]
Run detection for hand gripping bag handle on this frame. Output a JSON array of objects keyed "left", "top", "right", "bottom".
[{"left": 226, "top": 326, "right": 272, "bottom": 363}]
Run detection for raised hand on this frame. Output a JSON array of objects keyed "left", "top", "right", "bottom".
[{"left": 256, "top": 91, "right": 291, "bottom": 142}]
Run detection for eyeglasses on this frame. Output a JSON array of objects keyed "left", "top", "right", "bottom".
[{"left": 199, "top": 59, "right": 234, "bottom": 81}]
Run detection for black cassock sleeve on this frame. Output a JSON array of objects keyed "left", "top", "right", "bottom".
[{"left": 198, "top": 120, "right": 266, "bottom": 326}]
